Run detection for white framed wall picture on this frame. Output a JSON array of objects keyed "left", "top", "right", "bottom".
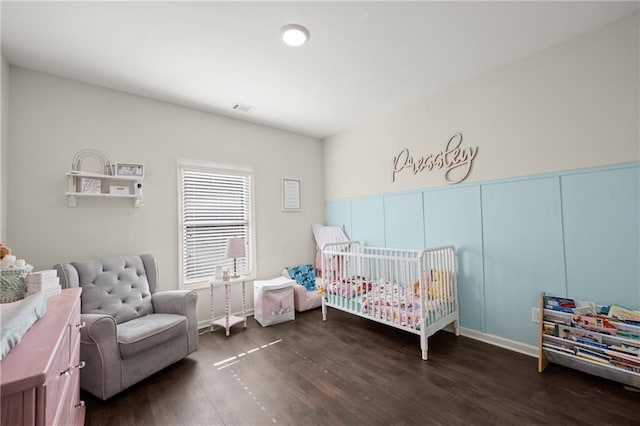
[{"left": 282, "top": 178, "right": 301, "bottom": 211}]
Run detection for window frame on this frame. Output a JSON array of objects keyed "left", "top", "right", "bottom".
[{"left": 177, "top": 159, "right": 257, "bottom": 289}]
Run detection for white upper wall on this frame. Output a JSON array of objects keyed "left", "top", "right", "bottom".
[
  {"left": 7, "top": 68, "right": 323, "bottom": 288},
  {"left": 1, "top": 54, "right": 8, "bottom": 242},
  {"left": 324, "top": 13, "right": 640, "bottom": 200}
]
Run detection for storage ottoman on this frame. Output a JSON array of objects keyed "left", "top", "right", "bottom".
[{"left": 254, "top": 277, "right": 295, "bottom": 326}]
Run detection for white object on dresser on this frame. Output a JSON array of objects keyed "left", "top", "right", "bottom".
[
  {"left": 204, "top": 276, "right": 247, "bottom": 336},
  {"left": 25, "top": 269, "right": 62, "bottom": 298}
]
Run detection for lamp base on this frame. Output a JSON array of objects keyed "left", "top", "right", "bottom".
[{"left": 232, "top": 258, "right": 241, "bottom": 278}]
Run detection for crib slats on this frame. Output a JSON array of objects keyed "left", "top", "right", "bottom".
[{"left": 321, "top": 242, "right": 459, "bottom": 360}]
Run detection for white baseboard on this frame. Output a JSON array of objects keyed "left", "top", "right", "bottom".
[{"left": 459, "top": 327, "right": 538, "bottom": 358}]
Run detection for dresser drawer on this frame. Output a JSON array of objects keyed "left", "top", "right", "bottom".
[
  {"left": 43, "top": 323, "right": 71, "bottom": 424},
  {"left": 69, "top": 301, "right": 82, "bottom": 360},
  {"left": 52, "top": 366, "right": 83, "bottom": 426},
  {"left": 1, "top": 389, "right": 36, "bottom": 425},
  {"left": 47, "top": 295, "right": 84, "bottom": 426},
  {"left": 68, "top": 373, "right": 85, "bottom": 426}
]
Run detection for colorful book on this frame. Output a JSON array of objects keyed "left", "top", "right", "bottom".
[
  {"left": 544, "top": 296, "right": 576, "bottom": 313},
  {"left": 604, "top": 350, "right": 640, "bottom": 367},
  {"left": 555, "top": 324, "right": 603, "bottom": 343},
  {"left": 573, "top": 300, "right": 597, "bottom": 315},
  {"left": 572, "top": 315, "right": 618, "bottom": 336},
  {"left": 576, "top": 347, "right": 611, "bottom": 364},
  {"left": 608, "top": 305, "right": 640, "bottom": 323},
  {"left": 543, "top": 323, "right": 556, "bottom": 336},
  {"left": 608, "top": 344, "right": 640, "bottom": 357},
  {"left": 575, "top": 337, "right": 608, "bottom": 350},
  {"left": 543, "top": 334, "right": 575, "bottom": 349},
  {"left": 543, "top": 342, "right": 575, "bottom": 355},
  {"left": 616, "top": 330, "right": 640, "bottom": 341},
  {"left": 610, "top": 360, "right": 640, "bottom": 374}
]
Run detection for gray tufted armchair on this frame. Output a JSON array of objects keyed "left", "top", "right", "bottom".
[{"left": 54, "top": 254, "right": 198, "bottom": 400}]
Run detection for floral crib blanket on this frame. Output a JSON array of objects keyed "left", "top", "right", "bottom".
[{"left": 321, "top": 275, "right": 372, "bottom": 299}]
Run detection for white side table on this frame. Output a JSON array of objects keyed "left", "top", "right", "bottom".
[{"left": 207, "top": 276, "right": 247, "bottom": 336}]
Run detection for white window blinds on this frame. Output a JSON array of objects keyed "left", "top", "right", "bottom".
[{"left": 179, "top": 164, "right": 253, "bottom": 284}]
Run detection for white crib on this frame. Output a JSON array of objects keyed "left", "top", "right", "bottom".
[{"left": 320, "top": 241, "right": 459, "bottom": 360}]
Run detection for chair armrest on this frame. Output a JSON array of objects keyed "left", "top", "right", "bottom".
[
  {"left": 152, "top": 290, "right": 197, "bottom": 316},
  {"left": 152, "top": 290, "right": 198, "bottom": 354},
  {"left": 80, "top": 313, "right": 117, "bottom": 344},
  {"left": 79, "top": 313, "right": 122, "bottom": 400}
]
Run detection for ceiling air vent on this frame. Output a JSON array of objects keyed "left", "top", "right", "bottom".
[{"left": 232, "top": 103, "right": 256, "bottom": 113}]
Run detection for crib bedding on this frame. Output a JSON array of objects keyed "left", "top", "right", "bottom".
[
  {"left": 363, "top": 283, "right": 421, "bottom": 328},
  {"left": 323, "top": 275, "right": 372, "bottom": 299},
  {"left": 325, "top": 277, "right": 452, "bottom": 328}
]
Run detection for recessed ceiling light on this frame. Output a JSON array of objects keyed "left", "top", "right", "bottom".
[{"left": 280, "top": 24, "right": 310, "bottom": 47}]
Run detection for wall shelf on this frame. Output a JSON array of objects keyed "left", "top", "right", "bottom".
[{"left": 66, "top": 171, "right": 143, "bottom": 207}]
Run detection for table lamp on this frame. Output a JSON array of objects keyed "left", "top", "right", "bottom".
[{"left": 225, "top": 237, "right": 246, "bottom": 278}]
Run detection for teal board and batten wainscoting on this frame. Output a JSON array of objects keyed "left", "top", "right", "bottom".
[
  {"left": 324, "top": 162, "right": 640, "bottom": 352},
  {"left": 325, "top": 199, "right": 352, "bottom": 239},
  {"left": 481, "top": 177, "right": 566, "bottom": 346},
  {"left": 561, "top": 167, "right": 640, "bottom": 306},
  {"left": 351, "top": 197, "right": 386, "bottom": 247},
  {"left": 423, "top": 186, "right": 484, "bottom": 337},
  {"left": 385, "top": 192, "right": 425, "bottom": 249}
]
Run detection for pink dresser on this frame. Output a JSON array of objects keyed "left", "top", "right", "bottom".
[{"left": 1, "top": 288, "right": 85, "bottom": 425}]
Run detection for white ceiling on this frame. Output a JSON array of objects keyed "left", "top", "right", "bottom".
[{"left": 1, "top": 1, "right": 638, "bottom": 139}]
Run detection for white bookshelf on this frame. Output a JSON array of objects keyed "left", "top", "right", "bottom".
[{"left": 537, "top": 292, "right": 640, "bottom": 389}]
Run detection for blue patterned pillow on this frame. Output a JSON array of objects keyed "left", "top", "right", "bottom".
[{"left": 287, "top": 264, "right": 316, "bottom": 291}]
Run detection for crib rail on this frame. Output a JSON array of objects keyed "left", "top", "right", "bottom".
[
  {"left": 321, "top": 242, "right": 459, "bottom": 360},
  {"left": 421, "top": 246, "right": 458, "bottom": 334}
]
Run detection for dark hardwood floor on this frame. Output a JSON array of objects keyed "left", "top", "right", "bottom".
[{"left": 84, "top": 308, "right": 639, "bottom": 425}]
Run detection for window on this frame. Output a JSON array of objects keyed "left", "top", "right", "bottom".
[{"left": 178, "top": 161, "right": 254, "bottom": 287}]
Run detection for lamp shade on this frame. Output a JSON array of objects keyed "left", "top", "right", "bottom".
[{"left": 225, "top": 237, "right": 246, "bottom": 258}]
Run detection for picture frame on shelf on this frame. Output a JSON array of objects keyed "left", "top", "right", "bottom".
[
  {"left": 114, "top": 163, "right": 144, "bottom": 178},
  {"left": 78, "top": 177, "right": 102, "bottom": 194}
]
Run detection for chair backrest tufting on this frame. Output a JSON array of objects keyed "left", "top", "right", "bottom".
[{"left": 55, "top": 255, "right": 158, "bottom": 324}]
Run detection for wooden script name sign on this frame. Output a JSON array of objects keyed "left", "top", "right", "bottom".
[{"left": 392, "top": 133, "right": 477, "bottom": 184}]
